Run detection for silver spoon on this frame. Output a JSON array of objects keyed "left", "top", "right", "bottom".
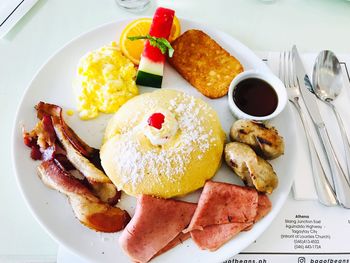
[{"left": 313, "top": 50, "right": 350, "bottom": 205}]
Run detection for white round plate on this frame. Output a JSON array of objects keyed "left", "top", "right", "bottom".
[{"left": 12, "top": 18, "right": 296, "bottom": 263}]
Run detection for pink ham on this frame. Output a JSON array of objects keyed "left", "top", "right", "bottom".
[
  {"left": 244, "top": 193, "right": 272, "bottom": 231},
  {"left": 255, "top": 193, "right": 272, "bottom": 222},
  {"left": 185, "top": 181, "right": 258, "bottom": 232},
  {"left": 190, "top": 222, "right": 252, "bottom": 251},
  {"left": 153, "top": 232, "right": 191, "bottom": 258},
  {"left": 187, "top": 181, "right": 272, "bottom": 252},
  {"left": 119, "top": 195, "right": 196, "bottom": 263}
]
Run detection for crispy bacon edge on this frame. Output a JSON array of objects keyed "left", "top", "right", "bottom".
[
  {"left": 22, "top": 102, "right": 128, "bottom": 232},
  {"left": 35, "top": 102, "right": 120, "bottom": 205},
  {"left": 38, "top": 160, "right": 130, "bottom": 232},
  {"left": 35, "top": 102, "right": 99, "bottom": 161}
]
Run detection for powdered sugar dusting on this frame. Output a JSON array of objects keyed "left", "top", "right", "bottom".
[{"left": 113, "top": 92, "right": 218, "bottom": 190}]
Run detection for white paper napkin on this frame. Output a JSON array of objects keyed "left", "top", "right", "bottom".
[{"left": 261, "top": 51, "right": 350, "bottom": 201}]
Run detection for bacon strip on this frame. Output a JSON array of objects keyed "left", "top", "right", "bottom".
[
  {"left": 38, "top": 160, "right": 130, "bottom": 232},
  {"left": 52, "top": 115, "right": 119, "bottom": 205},
  {"left": 26, "top": 102, "right": 120, "bottom": 205},
  {"left": 35, "top": 102, "right": 98, "bottom": 160},
  {"left": 35, "top": 102, "right": 102, "bottom": 169},
  {"left": 52, "top": 120, "right": 109, "bottom": 183},
  {"left": 23, "top": 115, "right": 58, "bottom": 160},
  {"left": 23, "top": 102, "right": 124, "bottom": 231}
]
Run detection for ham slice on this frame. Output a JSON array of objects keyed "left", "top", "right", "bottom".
[
  {"left": 119, "top": 195, "right": 196, "bottom": 263},
  {"left": 255, "top": 193, "right": 272, "bottom": 222},
  {"left": 185, "top": 181, "right": 258, "bottom": 232},
  {"left": 244, "top": 193, "right": 272, "bottom": 231},
  {"left": 190, "top": 222, "right": 252, "bottom": 251},
  {"left": 153, "top": 232, "right": 191, "bottom": 258},
  {"left": 187, "top": 181, "right": 271, "bottom": 252}
]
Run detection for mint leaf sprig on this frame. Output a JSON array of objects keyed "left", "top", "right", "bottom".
[{"left": 128, "top": 34, "right": 174, "bottom": 57}]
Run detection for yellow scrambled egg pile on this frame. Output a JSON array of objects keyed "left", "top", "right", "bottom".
[{"left": 74, "top": 42, "right": 138, "bottom": 120}]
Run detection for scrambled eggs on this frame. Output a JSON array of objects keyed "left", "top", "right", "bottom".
[{"left": 74, "top": 42, "right": 138, "bottom": 120}]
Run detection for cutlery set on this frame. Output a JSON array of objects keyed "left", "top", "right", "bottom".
[{"left": 280, "top": 46, "right": 350, "bottom": 208}]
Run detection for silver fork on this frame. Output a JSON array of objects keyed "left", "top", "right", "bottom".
[{"left": 279, "top": 51, "right": 338, "bottom": 206}]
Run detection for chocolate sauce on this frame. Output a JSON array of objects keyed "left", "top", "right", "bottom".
[{"left": 232, "top": 78, "right": 278, "bottom": 117}]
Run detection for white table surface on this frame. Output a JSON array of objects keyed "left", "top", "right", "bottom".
[{"left": 2, "top": 0, "right": 350, "bottom": 261}]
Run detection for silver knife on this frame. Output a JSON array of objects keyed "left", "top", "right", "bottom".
[{"left": 293, "top": 45, "right": 350, "bottom": 208}]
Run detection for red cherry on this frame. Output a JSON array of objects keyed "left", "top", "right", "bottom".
[{"left": 148, "top": 113, "right": 165, "bottom": 130}]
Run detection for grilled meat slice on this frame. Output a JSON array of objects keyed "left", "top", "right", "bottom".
[
  {"left": 225, "top": 142, "right": 278, "bottom": 194},
  {"left": 230, "top": 120, "right": 284, "bottom": 160}
]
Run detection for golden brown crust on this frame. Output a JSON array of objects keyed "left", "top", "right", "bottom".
[{"left": 168, "top": 30, "right": 243, "bottom": 98}]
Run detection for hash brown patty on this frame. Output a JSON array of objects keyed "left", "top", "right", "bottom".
[{"left": 168, "top": 30, "right": 243, "bottom": 98}]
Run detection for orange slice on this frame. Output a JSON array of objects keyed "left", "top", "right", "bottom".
[
  {"left": 169, "top": 16, "right": 181, "bottom": 43},
  {"left": 119, "top": 18, "right": 152, "bottom": 65},
  {"left": 119, "top": 17, "right": 181, "bottom": 65}
]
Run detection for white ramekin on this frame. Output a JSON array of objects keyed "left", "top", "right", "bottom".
[{"left": 227, "top": 70, "right": 287, "bottom": 121}]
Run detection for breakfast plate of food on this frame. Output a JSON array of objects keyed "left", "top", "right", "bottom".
[{"left": 12, "top": 7, "right": 296, "bottom": 263}]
